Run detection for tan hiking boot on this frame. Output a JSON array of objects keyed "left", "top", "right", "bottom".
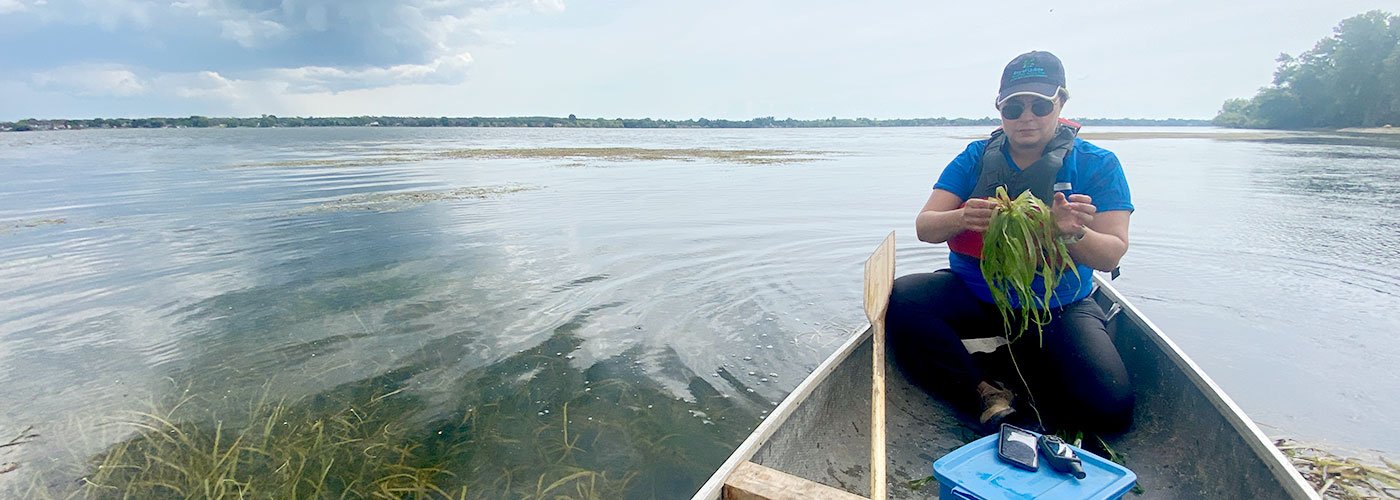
[{"left": 977, "top": 381, "right": 1016, "bottom": 428}]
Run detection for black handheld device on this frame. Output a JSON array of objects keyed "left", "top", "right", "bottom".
[
  {"left": 996, "top": 423, "right": 1039, "bottom": 471},
  {"left": 1037, "top": 434, "right": 1086, "bottom": 479}
]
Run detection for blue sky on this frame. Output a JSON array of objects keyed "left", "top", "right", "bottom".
[{"left": 0, "top": 0, "right": 1390, "bottom": 121}]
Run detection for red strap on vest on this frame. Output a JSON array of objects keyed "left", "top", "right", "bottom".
[
  {"left": 946, "top": 201, "right": 984, "bottom": 258},
  {"left": 947, "top": 230, "right": 984, "bottom": 258}
]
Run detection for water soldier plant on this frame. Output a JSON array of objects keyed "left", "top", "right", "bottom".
[{"left": 979, "top": 186, "right": 1078, "bottom": 344}]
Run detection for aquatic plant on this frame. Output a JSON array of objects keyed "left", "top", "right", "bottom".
[
  {"left": 8, "top": 295, "right": 759, "bottom": 498},
  {"left": 71, "top": 389, "right": 459, "bottom": 499},
  {"left": 979, "top": 186, "right": 1078, "bottom": 343},
  {"left": 1276, "top": 438, "right": 1400, "bottom": 499}
]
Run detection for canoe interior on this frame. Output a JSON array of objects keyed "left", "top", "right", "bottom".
[{"left": 741, "top": 288, "right": 1305, "bottom": 499}]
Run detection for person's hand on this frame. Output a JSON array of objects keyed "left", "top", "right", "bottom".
[
  {"left": 1052, "top": 193, "right": 1095, "bottom": 238},
  {"left": 961, "top": 198, "right": 997, "bottom": 233}
]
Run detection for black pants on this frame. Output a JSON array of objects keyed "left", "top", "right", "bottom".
[{"left": 887, "top": 270, "right": 1134, "bottom": 432}]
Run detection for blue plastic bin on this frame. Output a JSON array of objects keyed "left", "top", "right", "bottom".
[{"left": 932, "top": 433, "right": 1137, "bottom": 499}]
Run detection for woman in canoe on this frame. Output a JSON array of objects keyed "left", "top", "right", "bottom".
[{"left": 888, "top": 50, "right": 1134, "bottom": 433}]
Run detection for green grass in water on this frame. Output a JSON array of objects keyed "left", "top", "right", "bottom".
[
  {"left": 69, "top": 389, "right": 465, "bottom": 499},
  {"left": 13, "top": 317, "right": 757, "bottom": 499},
  {"left": 980, "top": 186, "right": 1077, "bottom": 343}
]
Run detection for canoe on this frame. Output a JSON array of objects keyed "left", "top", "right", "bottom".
[{"left": 693, "top": 274, "right": 1319, "bottom": 499}]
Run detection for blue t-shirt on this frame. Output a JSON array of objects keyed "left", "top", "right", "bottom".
[{"left": 934, "top": 137, "right": 1133, "bottom": 307}]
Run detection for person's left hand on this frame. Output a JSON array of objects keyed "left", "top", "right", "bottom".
[{"left": 1051, "top": 192, "right": 1096, "bottom": 237}]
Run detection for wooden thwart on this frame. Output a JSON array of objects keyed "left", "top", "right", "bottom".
[
  {"left": 722, "top": 461, "right": 870, "bottom": 500},
  {"left": 863, "top": 231, "right": 896, "bottom": 500}
]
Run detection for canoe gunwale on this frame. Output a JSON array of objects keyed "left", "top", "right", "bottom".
[
  {"left": 1093, "top": 278, "right": 1318, "bottom": 499},
  {"left": 691, "top": 323, "right": 872, "bottom": 500}
]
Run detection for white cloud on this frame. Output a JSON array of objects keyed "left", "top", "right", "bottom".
[
  {"left": 220, "top": 18, "right": 290, "bottom": 48},
  {"left": 529, "top": 0, "right": 566, "bottom": 14},
  {"left": 5, "top": 0, "right": 564, "bottom": 110},
  {"left": 68, "top": 0, "right": 158, "bottom": 30},
  {"left": 31, "top": 65, "right": 148, "bottom": 97},
  {"left": 15, "top": 0, "right": 1380, "bottom": 121},
  {"left": 181, "top": 0, "right": 530, "bottom": 64},
  {"left": 0, "top": 0, "right": 27, "bottom": 14},
  {"left": 156, "top": 71, "right": 239, "bottom": 100},
  {"left": 17, "top": 53, "right": 474, "bottom": 115},
  {"left": 260, "top": 52, "right": 475, "bottom": 93}
]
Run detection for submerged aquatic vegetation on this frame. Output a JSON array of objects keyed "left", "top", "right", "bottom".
[
  {"left": 979, "top": 186, "right": 1078, "bottom": 343},
  {"left": 72, "top": 389, "right": 459, "bottom": 499},
  {"left": 11, "top": 320, "right": 758, "bottom": 498}
]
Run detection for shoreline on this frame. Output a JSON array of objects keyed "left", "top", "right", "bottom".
[
  {"left": 1070, "top": 127, "right": 1400, "bottom": 141},
  {"left": 1336, "top": 126, "right": 1400, "bottom": 135},
  {"left": 0, "top": 116, "right": 1211, "bottom": 132},
  {"left": 5, "top": 123, "right": 1393, "bottom": 139}
]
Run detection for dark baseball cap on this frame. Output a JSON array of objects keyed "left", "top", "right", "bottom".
[{"left": 996, "top": 51, "right": 1066, "bottom": 106}]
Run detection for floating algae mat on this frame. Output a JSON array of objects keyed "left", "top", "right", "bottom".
[
  {"left": 288, "top": 185, "right": 542, "bottom": 215},
  {"left": 980, "top": 186, "right": 1077, "bottom": 342},
  {"left": 224, "top": 155, "right": 409, "bottom": 169},
  {"left": 233, "top": 147, "right": 832, "bottom": 169},
  {"left": 432, "top": 147, "right": 827, "bottom": 165},
  {"left": 0, "top": 217, "right": 67, "bottom": 235}
]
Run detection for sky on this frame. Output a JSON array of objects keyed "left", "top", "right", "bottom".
[{"left": 0, "top": 0, "right": 1392, "bottom": 121}]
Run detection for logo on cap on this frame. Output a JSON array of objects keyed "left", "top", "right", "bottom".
[{"left": 1010, "top": 60, "right": 1047, "bottom": 82}]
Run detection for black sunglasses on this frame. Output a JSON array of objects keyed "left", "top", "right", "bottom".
[{"left": 999, "top": 98, "right": 1055, "bottom": 120}]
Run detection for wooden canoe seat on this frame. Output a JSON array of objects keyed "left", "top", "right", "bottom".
[{"left": 722, "top": 461, "right": 869, "bottom": 500}]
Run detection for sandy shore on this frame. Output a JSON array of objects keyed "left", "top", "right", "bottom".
[
  {"left": 1336, "top": 126, "right": 1400, "bottom": 135},
  {"left": 1077, "top": 130, "right": 1300, "bottom": 140}
]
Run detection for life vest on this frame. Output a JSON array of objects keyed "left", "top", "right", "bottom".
[{"left": 947, "top": 120, "right": 1080, "bottom": 259}]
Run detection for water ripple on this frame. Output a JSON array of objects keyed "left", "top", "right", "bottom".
[{"left": 2, "top": 127, "right": 1398, "bottom": 496}]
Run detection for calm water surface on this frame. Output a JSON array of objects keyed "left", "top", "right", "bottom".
[{"left": 1, "top": 126, "right": 1397, "bottom": 496}]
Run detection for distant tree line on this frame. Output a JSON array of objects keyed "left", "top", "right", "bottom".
[
  {"left": 0, "top": 114, "right": 1208, "bottom": 132},
  {"left": 1215, "top": 10, "right": 1400, "bottom": 129}
]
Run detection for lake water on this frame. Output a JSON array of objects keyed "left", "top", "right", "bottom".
[{"left": 1, "top": 126, "right": 1397, "bottom": 497}]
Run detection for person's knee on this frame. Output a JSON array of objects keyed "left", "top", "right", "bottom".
[
  {"left": 888, "top": 274, "right": 931, "bottom": 325},
  {"left": 1084, "top": 384, "right": 1135, "bottom": 432},
  {"left": 891, "top": 274, "right": 930, "bottom": 304},
  {"left": 1050, "top": 372, "right": 1134, "bottom": 432},
  {"left": 890, "top": 273, "right": 953, "bottom": 312}
]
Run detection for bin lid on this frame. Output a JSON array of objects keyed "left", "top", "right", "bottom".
[{"left": 932, "top": 433, "right": 1137, "bottom": 500}]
